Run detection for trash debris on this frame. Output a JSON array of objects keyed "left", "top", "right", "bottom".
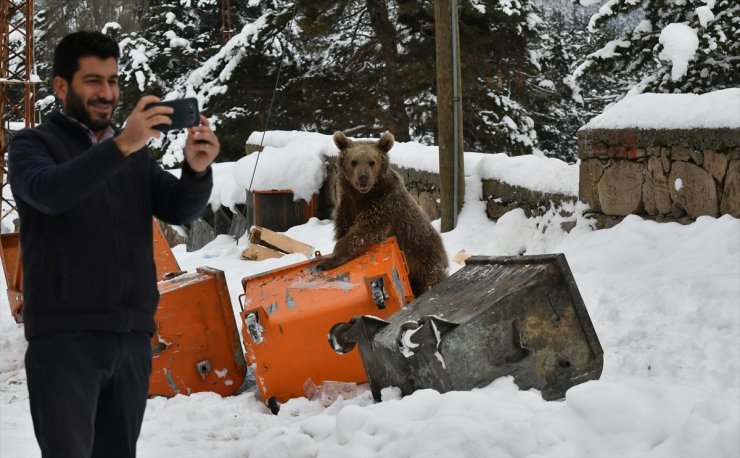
[{"left": 303, "top": 378, "right": 358, "bottom": 406}]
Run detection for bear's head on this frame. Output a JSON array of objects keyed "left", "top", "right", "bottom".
[{"left": 333, "top": 131, "right": 395, "bottom": 194}]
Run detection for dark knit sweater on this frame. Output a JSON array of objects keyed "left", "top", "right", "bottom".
[{"left": 8, "top": 110, "right": 213, "bottom": 339}]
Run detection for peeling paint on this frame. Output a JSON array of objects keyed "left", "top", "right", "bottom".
[
  {"left": 391, "top": 268, "right": 407, "bottom": 305},
  {"left": 286, "top": 290, "right": 296, "bottom": 309},
  {"left": 290, "top": 279, "right": 356, "bottom": 292},
  {"left": 158, "top": 275, "right": 206, "bottom": 292},
  {"left": 399, "top": 323, "right": 420, "bottom": 358},
  {"left": 430, "top": 319, "right": 447, "bottom": 369},
  {"left": 266, "top": 302, "right": 279, "bottom": 315},
  {"left": 164, "top": 368, "right": 180, "bottom": 394}
]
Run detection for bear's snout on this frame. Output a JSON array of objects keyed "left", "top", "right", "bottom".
[{"left": 354, "top": 171, "right": 374, "bottom": 193}]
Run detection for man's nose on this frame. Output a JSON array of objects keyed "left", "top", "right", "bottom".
[{"left": 99, "top": 82, "right": 116, "bottom": 101}]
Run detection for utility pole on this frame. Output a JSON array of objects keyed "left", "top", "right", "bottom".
[{"left": 435, "top": 0, "right": 464, "bottom": 232}]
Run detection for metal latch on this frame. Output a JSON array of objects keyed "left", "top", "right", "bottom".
[
  {"left": 245, "top": 312, "right": 264, "bottom": 344},
  {"left": 369, "top": 277, "right": 389, "bottom": 310}
]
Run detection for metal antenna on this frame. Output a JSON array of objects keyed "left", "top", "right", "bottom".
[{"left": 241, "top": 3, "right": 299, "bottom": 238}]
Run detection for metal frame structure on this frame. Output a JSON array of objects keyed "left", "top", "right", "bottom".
[{"left": 1, "top": 0, "right": 36, "bottom": 225}]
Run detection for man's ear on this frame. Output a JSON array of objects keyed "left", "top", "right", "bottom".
[{"left": 53, "top": 76, "right": 68, "bottom": 104}]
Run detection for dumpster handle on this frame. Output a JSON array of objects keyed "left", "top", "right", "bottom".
[{"left": 238, "top": 293, "right": 246, "bottom": 312}]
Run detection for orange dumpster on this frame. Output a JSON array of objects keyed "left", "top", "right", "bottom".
[
  {"left": 152, "top": 219, "right": 182, "bottom": 280},
  {"left": 0, "top": 232, "right": 23, "bottom": 323},
  {"left": 240, "top": 236, "right": 414, "bottom": 407},
  {"left": 151, "top": 266, "right": 247, "bottom": 397}
]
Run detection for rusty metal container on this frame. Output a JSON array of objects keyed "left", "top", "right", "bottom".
[
  {"left": 336, "top": 254, "right": 603, "bottom": 401},
  {"left": 250, "top": 190, "right": 316, "bottom": 233},
  {"left": 0, "top": 232, "right": 23, "bottom": 322},
  {"left": 150, "top": 266, "right": 247, "bottom": 397},
  {"left": 240, "top": 236, "right": 414, "bottom": 407}
]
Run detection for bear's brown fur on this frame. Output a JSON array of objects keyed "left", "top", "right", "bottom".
[{"left": 317, "top": 131, "right": 448, "bottom": 297}]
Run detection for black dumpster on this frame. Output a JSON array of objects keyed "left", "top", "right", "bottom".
[{"left": 332, "top": 253, "right": 603, "bottom": 401}]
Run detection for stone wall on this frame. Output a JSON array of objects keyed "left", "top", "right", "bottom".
[{"left": 578, "top": 128, "right": 740, "bottom": 221}]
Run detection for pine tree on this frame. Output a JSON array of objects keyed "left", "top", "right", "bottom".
[
  {"left": 108, "top": 0, "right": 557, "bottom": 163},
  {"left": 455, "top": 0, "right": 543, "bottom": 155},
  {"left": 115, "top": 0, "right": 259, "bottom": 164},
  {"left": 571, "top": 0, "right": 739, "bottom": 96},
  {"left": 33, "top": 0, "right": 148, "bottom": 116},
  {"left": 528, "top": 0, "right": 627, "bottom": 162}
]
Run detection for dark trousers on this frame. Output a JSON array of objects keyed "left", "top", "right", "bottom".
[{"left": 25, "top": 330, "right": 152, "bottom": 458}]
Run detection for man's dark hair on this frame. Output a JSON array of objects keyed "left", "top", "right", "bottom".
[{"left": 53, "top": 31, "right": 120, "bottom": 82}]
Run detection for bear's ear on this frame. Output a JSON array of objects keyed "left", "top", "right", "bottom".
[
  {"left": 333, "top": 131, "right": 352, "bottom": 151},
  {"left": 378, "top": 131, "right": 395, "bottom": 153}
]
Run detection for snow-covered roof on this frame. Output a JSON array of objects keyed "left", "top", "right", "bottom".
[{"left": 581, "top": 88, "right": 740, "bottom": 130}]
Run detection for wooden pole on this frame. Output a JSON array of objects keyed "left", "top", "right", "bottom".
[{"left": 435, "top": 0, "right": 464, "bottom": 232}]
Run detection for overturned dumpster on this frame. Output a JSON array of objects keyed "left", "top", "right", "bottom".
[
  {"left": 151, "top": 266, "right": 247, "bottom": 397},
  {"left": 333, "top": 254, "right": 603, "bottom": 401},
  {"left": 240, "top": 236, "right": 415, "bottom": 408}
]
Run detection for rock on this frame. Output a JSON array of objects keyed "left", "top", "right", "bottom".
[
  {"left": 690, "top": 149, "right": 703, "bottom": 166},
  {"left": 644, "top": 157, "right": 672, "bottom": 216},
  {"left": 418, "top": 191, "right": 440, "bottom": 221},
  {"left": 672, "top": 145, "right": 693, "bottom": 162},
  {"left": 703, "top": 149, "right": 729, "bottom": 182},
  {"left": 579, "top": 159, "right": 604, "bottom": 212},
  {"left": 720, "top": 160, "right": 740, "bottom": 217},
  {"left": 668, "top": 162, "right": 718, "bottom": 218},
  {"left": 597, "top": 161, "right": 644, "bottom": 215},
  {"left": 228, "top": 210, "right": 249, "bottom": 239},
  {"left": 486, "top": 199, "right": 517, "bottom": 219},
  {"left": 660, "top": 148, "right": 672, "bottom": 174},
  {"left": 186, "top": 218, "right": 216, "bottom": 252}
]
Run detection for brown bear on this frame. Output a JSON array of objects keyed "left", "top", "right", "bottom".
[{"left": 316, "top": 131, "right": 449, "bottom": 297}]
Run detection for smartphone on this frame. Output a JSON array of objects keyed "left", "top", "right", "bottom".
[{"left": 145, "top": 98, "right": 201, "bottom": 132}]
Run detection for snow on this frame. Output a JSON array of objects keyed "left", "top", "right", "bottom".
[
  {"left": 658, "top": 23, "right": 699, "bottom": 81},
  {"left": 695, "top": 6, "right": 715, "bottom": 28},
  {"left": 1, "top": 131, "right": 739, "bottom": 457},
  {"left": 581, "top": 88, "right": 740, "bottom": 130}
]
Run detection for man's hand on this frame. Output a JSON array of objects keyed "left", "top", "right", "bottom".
[
  {"left": 185, "top": 115, "right": 219, "bottom": 173},
  {"left": 114, "top": 96, "right": 173, "bottom": 156}
]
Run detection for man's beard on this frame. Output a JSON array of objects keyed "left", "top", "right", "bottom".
[{"left": 64, "top": 87, "right": 116, "bottom": 133}]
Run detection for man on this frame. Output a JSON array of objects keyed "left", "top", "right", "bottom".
[{"left": 8, "top": 31, "right": 219, "bottom": 457}]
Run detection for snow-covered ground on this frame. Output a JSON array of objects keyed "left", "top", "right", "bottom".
[{"left": 1, "top": 131, "right": 739, "bottom": 457}]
